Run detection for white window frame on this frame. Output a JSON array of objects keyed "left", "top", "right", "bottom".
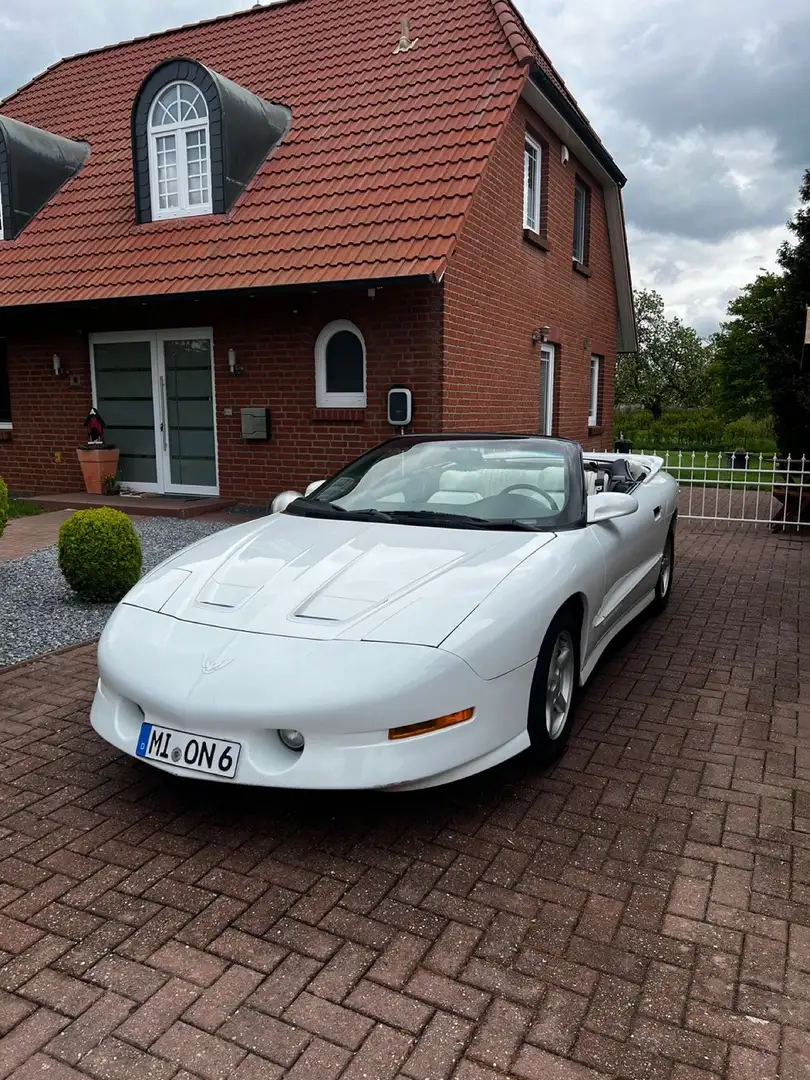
[
  {"left": 540, "top": 343, "right": 555, "bottom": 436},
  {"left": 0, "top": 180, "right": 4, "bottom": 241},
  {"left": 523, "top": 135, "right": 542, "bottom": 232},
  {"left": 573, "top": 179, "right": 588, "bottom": 264},
  {"left": 589, "top": 355, "right": 600, "bottom": 427},
  {"left": 315, "top": 320, "right": 367, "bottom": 409},
  {"left": 147, "top": 81, "right": 213, "bottom": 222}
]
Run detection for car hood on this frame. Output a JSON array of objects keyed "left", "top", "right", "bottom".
[{"left": 123, "top": 513, "right": 555, "bottom": 647}]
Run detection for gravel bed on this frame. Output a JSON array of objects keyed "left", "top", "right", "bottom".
[{"left": 0, "top": 517, "right": 234, "bottom": 667}]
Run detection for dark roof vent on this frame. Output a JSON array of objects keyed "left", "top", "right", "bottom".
[
  {"left": 132, "top": 57, "right": 291, "bottom": 223},
  {"left": 0, "top": 116, "right": 90, "bottom": 240}
]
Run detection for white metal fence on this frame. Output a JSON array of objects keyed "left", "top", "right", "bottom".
[{"left": 629, "top": 450, "right": 810, "bottom": 529}]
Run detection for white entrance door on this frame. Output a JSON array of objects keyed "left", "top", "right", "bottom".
[
  {"left": 89, "top": 328, "right": 218, "bottom": 497},
  {"left": 539, "top": 343, "right": 555, "bottom": 435}
]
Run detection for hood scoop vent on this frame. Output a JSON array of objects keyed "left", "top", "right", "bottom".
[{"left": 196, "top": 581, "right": 261, "bottom": 611}]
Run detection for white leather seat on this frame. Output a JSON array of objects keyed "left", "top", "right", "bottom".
[
  {"left": 427, "top": 470, "right": 485, "bottom": 504},
  {"left": 427, "top": 465, "right": 571, "bottom": 509}
]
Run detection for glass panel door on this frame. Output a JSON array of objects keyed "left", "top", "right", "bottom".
[
  {"left": 539, "top": 344, "right": 555, "bottom": 436},
  {"left": 92, "top": 339, "right": 159, "bottom": 488},
  {"left": 159, "top": 335, "right": 217, "bottom": 494}
]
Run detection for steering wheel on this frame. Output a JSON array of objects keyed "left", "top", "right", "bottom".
[{"left": 500, "top": 484, "right": 559, "bottom": 513}]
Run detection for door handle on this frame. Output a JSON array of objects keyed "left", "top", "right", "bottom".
[
  {"left": 653, "top": 506, "right": 661, "bottom": 520},
  {"left": 159, "top": 375, "right": 168, "bottom": 452}
]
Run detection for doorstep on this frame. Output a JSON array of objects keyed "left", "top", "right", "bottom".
[{"left": 32, "top": 492, "right": 237, "bottom": 519}]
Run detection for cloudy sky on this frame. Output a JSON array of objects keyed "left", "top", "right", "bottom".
[{"left": 1, "top": 0, "right": 807, "bottom": 336}]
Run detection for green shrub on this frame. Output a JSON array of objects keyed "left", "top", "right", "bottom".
[
  {"left": 615, "top": 410, "right": 776, "bottom": 454},
  {"left": 0, "top": 477, "right": 7, "bottom": 538},
  {"left": 58, "top": 507, "right": 142, "bottom": 603}
]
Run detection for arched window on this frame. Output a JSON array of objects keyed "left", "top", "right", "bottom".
[
  {"left": 148, "top": 82, "right": 212, "bottom": 219},
  {"left": 315, "top": 320, "right": 367, "bottom": 409}
]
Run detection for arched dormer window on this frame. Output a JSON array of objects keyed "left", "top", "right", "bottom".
[
  {"left": 132, "top": 57, "right": 291, "bottom": 225},
  {"left": 0, "top": 115, "right": 89, "bottom": 240},
  {"left": 148, "top": 82, "right": 212, "bottom": 219}
]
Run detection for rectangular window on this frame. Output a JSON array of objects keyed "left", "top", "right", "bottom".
[
  {"left": 573, "top": 179, "right": 589, "bottom": 265},
  {"left": 185, "top": 129, "right": 210, "bottom": 207},
  {"left": 0, "top": 340, "right": 11, "bottom": 425},
  {"left": 523, "top": 136, "right": 542, "bottom": 233},
  {"left": 539, "top": 343, "right": 555, "bottom": 436},
  {"left": 589, "top": 355, "right": 601, "bottom": 428},
  {"left": 155, "top": 134, "right": 180, "bottom": 211}
]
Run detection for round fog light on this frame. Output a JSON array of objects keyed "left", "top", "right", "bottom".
[{"left": 278, "top": 729, "right": 305, "bottom": 752}]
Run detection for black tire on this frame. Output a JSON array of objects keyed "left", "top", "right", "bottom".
[
  {"left": 527, "top": 608, "right": 581, "bottom": 765},
  {"left": 651, "top": 527, "right": 675, "bottom": 613}
]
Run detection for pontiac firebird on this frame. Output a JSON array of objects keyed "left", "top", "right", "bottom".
[{"left": 90, "top": 434, "right": 679, "bottom": 790}]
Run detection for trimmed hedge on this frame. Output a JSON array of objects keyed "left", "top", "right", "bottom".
[
  {"left": 58, "top": 507, "right": 142, "bottom": 603},
  {"left": 0, "top": 477, "right": 7, "bottom": 538},
  {"left": 615, "top": 411, "right": 777, "bottom": 454}
]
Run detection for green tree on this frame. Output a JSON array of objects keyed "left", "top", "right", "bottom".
[
  {"left": 761, "top": 169, "right": 810, "bottom": 458},
  {"left": 710, "top": 272, "right": 781, "bottom": 421},
  {"left": 616, "top": 288, "right": 711, "bottom": 420}
]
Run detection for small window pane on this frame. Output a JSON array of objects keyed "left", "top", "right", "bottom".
[
  {"left": 325, "top": 331, "right": 364, "bottom": 394},
  {"left": 185, "top": 129, "right": 210, "bottom": 206},
  {"left": 156, "top": 134, "right": 180, "bottom": 209},
  {"left": 573, "top": 181, "right": 588, "bottom": 263},
  {"left": 0, "top": 340, "right": 11, "bottom": 424}
]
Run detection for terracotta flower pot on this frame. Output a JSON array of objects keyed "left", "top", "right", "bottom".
[{"left": 76, "top": 447, "right": 120, "bottom": 495}]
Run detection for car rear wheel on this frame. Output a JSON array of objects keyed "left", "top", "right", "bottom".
[
  {"left": 527, "top": 609, "right": 580, "bottom": 765},
  {"left": 651, "top": 528, "right": 675, "bottom": 613}
]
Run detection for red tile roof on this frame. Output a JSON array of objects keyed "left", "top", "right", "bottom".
[{"left": 0, "top": 0, "right": 575, "bottom": 308}]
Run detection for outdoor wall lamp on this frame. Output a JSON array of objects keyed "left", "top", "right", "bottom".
[
  {"left": 53, "top": 353, "right": 66, "bottom": 376},
  {"left": 532, "top": 326, "right": 551, "bottom": 345},
  {"left": 227, "top": 349, "right": 243, "bottom": 376}
]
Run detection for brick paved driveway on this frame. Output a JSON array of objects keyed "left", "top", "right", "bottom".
[{"left": 1, "top": 523, "right": 809, "bottom": 1080}]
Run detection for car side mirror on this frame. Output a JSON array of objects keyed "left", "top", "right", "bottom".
[
  {"left": 587, "top": 492, "right": 639, "bottom": 524},
  {"left": 305, "top": 480, "right": 326, "bottom": 497},
  {"left": 270, "top": 490, "right": 302, "bottom": 514}
]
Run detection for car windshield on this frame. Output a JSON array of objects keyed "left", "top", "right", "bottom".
[{"left": 287, "top": 436, "right": 586, "bottom": 530}]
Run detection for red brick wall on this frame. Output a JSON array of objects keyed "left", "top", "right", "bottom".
[
  {"left": 0, "top": 281, "right": 443, "bottom": 503},
  {"left": 442, "top": 96, "right": 620, "bottom": 449}
]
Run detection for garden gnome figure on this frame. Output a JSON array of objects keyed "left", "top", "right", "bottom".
[{"left": 85, "top": 408, "right": 105, "bottom": 445}]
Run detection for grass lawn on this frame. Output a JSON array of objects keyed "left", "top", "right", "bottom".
[{"left": 8, "top": 499, "right": 46, "bottom": 519}]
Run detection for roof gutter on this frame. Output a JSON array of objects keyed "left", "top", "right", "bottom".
[{"left": 521, "top": 68, "right": 637, "bottom": 354}]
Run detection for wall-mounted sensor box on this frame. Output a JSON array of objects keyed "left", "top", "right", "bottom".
[
  {"left": 388, "top": 387, "right": 412, "bottom": 426},
  {"left": 241, "top": 407, "right": 271, "bottom": 440}
]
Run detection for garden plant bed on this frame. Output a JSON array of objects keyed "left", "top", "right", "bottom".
[{"left": 0, "top": 516, "right": 232, "bottom": 666}]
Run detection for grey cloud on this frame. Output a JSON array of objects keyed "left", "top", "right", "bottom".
[
  {"left": 625, "top": 144, "right": 799, "bottom": 242},
  {"left": 609, "top": 9, "right": 810, "bottom": 170},
  {"left": 0, "top": 0, "right": 243, "bottom": 101}
]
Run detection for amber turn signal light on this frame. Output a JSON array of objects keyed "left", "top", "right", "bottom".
[{"left": 388, "top": 708, "right": 475, "bottom": 741}]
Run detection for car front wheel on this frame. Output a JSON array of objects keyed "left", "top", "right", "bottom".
[
  {"left": 527, "top": 609, "right": 580, "bottom": 765},
  {"left": 651, "top": 528, "right": 675, "bottom": 613}
]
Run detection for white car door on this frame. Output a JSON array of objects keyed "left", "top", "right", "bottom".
[{"left": 590, "top": 484, "right": 667, "bottom": 638}]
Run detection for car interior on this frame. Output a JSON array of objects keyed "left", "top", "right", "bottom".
[{"left": 583, "top": 456, "right": 648, "bottom": 496}]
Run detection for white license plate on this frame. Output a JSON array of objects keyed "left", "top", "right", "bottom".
[{"left": 136, "top": 722, "right": 240, "bottom": 779}]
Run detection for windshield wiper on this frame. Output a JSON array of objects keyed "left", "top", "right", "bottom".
[
  {"left": 284, "top": 499, "right": 393, "bottom": 523},
  {"left": 384, "top": 510, "right": 540, "bottom": 531}
]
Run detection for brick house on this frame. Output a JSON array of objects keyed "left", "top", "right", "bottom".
[{"left": 0, "top": 0, "right": 635, "bottom": 506}]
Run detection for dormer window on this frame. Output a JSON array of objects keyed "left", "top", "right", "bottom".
[
  {"left": 148, "top": 82, "right": 212, "bottom": 219},
  {"left": 0, "top": 115, "right": 89, "bottom": 240},
  {"left": 132, "top": 57, "right": 291, "bottom": 225}
]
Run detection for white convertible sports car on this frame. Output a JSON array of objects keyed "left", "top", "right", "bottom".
[{"left": 91, "top": 434, "right": 678, "bottom": 791}]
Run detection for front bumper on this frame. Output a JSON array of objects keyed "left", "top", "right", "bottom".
[{"left": 91, "top": 605, "right": 533, "bottom": 790}]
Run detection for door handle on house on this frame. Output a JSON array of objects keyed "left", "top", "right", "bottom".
[{"left": 159, "top": 376, "right": 167, "bottom": 452}]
